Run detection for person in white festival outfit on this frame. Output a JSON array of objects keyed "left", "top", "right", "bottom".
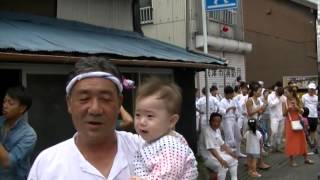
[
  {"left": 28, "top": 57, "right": 145, "bottom": 180},
  {"left": 196, "top": 87, "right": 220, "bottom": 129},
  {"left": 302, "top": 83, "right": 319, "bottom": 154},
  {"left": 268, "top": 86, "right": 286, "bottom": 152},
  {"left": 234, "top": 81, "right": 249, "bottom": 135},
  {"left": 199, "top": 112, "right": 238, "bottom": 180},
  {"left": 219, "top": 86, "right": 244, "bottom": 158}
]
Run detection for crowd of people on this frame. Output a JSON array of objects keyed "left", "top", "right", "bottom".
[
  {"left": 0, "top": 56, "right": 318, "bottom": 179},
  {"left": 196, "top": 80, "right": 318, "bottom": 179}
]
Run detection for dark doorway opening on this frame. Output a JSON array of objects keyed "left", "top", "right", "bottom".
[
  {"left": 27, "top": 74, "right": 75, "bottom": 161},
  {"left": 0, "top": 69, "right": 22, "bottom": 115}
]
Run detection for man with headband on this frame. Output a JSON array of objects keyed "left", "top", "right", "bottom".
[{"left": 28, "top": 57, "right": 144, "bottom": 180}]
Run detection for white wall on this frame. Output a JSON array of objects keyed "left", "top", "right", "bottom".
[
  {"left": 57, "top": 0, "right": 133, "bottom": 31},
  {"left": 196, "top": 53, "right": 246, "bottom": 95},
  {"left": 141, "top": 0, "right": 186, "bottom": 48}
]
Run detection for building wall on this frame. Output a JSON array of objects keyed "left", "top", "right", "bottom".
[
  {"left": 193, "top": 0, "right": 244, "bottom": 42},
  {"left": 57, "top": 0, "right": 134, "bottom": 31},
  {"left": 243, "top": 0, "right": 317, "bottom": 87},
  {"left": 141, "top": 0, "right": 186, "bottom": 48},
  {"left": 193, "top": 0, "right": 248, "bottom": 92},
  {"left": 196, "top": 52, "right": 245, "bottom": 95}
]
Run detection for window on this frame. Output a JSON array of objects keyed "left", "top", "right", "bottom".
[
  {"left": 139, "top": 0, "right": 153, "bottom": 24},
  {"left": 140, "top": 0, "right": 152, "bottom": 7},
  {"left": 237, "top": 68, "right": 241, "bottom": 77},
  {"left": 208, "top": 10, "right": 237, "bottom": 25}
]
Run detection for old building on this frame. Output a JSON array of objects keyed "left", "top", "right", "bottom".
[
  {"left": 139, "top": 0, "right": 252, "bottom": 93},
  {"left": 243, "top": 0, "right": 318, "bottom": 87},
  {"left": 0, "top": 0, "right": 226, "bottom": 156}
]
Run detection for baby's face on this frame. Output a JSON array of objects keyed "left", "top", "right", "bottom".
[{"left": 134, "top": 95, "right": 175, "bottom": 143}]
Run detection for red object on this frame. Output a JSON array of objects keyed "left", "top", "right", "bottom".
[
  {"left": 213, "top": 174, "right": 218, "bottom": 180},
  {"left": 222, "top": 25, "right": 229, "bottom": 32}
]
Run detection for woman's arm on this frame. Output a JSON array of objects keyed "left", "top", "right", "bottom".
[
  {"left": 246, "top": 99, "right": 258, "bottom": 117},
  {"left": 282, "top": 101, "right": 288, "bottom": 116}
]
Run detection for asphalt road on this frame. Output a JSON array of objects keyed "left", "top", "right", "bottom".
[{"left": 238, "top": 151, "right": 320, "bottom": 180}]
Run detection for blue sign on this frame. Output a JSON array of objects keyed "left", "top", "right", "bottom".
[{"left": 206, "top": 0, "right": 237, "bottom": 11}]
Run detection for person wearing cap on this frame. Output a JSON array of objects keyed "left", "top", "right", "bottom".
[
  {"left": 28, "top": 57, "right": 145, "bottom": 180},
  {"left": 302, "top": 83, "right": 319, "bottom": 154}
]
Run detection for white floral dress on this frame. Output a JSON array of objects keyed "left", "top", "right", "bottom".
[{"left": 132, "top": 131, "right": 198, "bottom": 180}]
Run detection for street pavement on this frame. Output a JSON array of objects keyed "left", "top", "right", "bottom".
[
  {"left": 238, "top": 150, "right": 320, "bottom": 180},
  {"left": 197, "top": 149, "right": 320, "bottom": 180}
]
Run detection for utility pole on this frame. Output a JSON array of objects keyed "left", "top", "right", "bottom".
[
  {"left": 317, "top": 1, "right": 320, "bottom": 102},
  {"left": 202, "top": 0, "right": 210, "bottom": 125}
]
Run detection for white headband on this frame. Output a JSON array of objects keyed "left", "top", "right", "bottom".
[{"left": 66, "top": 71, "right": 123, "bottom": 94}]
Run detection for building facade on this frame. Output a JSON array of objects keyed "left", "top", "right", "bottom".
[
  {"left": 243, "top": 0, "right": 318, "bottom": 87},
  {"left": 139, "top": 0, "right": 252, "bottom": 93},
  {"left": 0, "top": 0, "right": 225, "bottom": 155}
]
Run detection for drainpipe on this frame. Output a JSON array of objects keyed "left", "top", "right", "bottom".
[
  {"left": 201, "top": 0, "right": 210, "bottom": 126},
  {"left": 317, "top": 1, "right": 320, "bottom": 101},
  {"left": 132, "top": 0, "right": 143, "bottom": 34},
  {"left": 186, "top": 0, "right": 192, "bottom": 50}
]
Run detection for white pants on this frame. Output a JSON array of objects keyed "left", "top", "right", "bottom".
[
  {"left": 222, "top": 118, "right": 242, "bottom": 155},
  {"left": 270, "top": 118, "right": 284, "bottom": 148},
  {"left": 237, "top": 116, "right": 244, "bottom": 130},
  {"left": 238, "top": 116, "right": 248, "bottom": 135},
  {"left": 196, "top": 112, "right": 200, "bottom": 132},
  {"left": 205, "top": 152, "right": 238, "bottom": 180}
]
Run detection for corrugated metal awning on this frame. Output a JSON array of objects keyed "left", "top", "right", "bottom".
[{"left": 0, "top": 11, "right": 226, "bottom": 68}]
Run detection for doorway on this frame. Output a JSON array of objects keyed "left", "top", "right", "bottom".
[{"left": 0, "top": 69, "right": 22, "bottom": 115}]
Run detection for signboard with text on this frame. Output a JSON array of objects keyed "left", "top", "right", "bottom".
[
  {"left": 283, "top": 75, "right": 318, "bottom": 89},
  {"left": 206, "top": 0, "right": 237, "bottom": 11}
]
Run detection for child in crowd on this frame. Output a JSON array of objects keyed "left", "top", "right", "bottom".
[
  {"left": 131, "top": 77, "right": 198, "bottom": 179},
  {"left": 302, "top": 107, "right": 312, "bottom": 150},
  {"left": 244, "top": 119, "right": 263, "bottom": 178}
]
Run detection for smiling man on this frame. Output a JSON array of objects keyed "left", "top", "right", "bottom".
[
  {"left": 28, "top": 57, "right": 144, "bottom": 180},
  {"left": 0, "top": 86, "right": 37, "bottom": 180}
]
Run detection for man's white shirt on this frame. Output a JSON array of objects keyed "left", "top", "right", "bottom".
[
  {"left": 219, "top": 98, "right": 238, "bottom": 119},
  {"left": 28, "top": 131, "right": 144, "bottom": 180},
  {"left": 267, "top": 92, "right": 285, "bottom": 121},
  {"left": 302, "top": 93, "right": 318, "bottom": 118}
]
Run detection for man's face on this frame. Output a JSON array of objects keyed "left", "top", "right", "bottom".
[
  {"left": 134, "top": 94, "right": 177, "bottom": 143},
  {"left": 241, "top": 87, "right": 248, "bottom": 95},
  {"left": 210, "top": 116, "right": 221, "bottom": 130},
  {"left": 67, "top": 77, "right": 122, "bottom": 142},
  {"left": 225, "top": 93, "right": 234, "bottom": 99},
  {"left": 211, "top": 90, "right": 218, "bottom": 96},
  {"left": 2, "top": 95, "right": 26, "bottom": 121},
  {"left": 309, "top": 88, "right": 316, "bottom": 96}
]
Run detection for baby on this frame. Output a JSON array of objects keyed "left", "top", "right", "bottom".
[{"left": 131, "top": 77, "right": 198, "bottom": 180}]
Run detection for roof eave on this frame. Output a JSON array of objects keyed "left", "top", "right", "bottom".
[{"left": 0, "top": 52, "right": 230, "bottom": 70}]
